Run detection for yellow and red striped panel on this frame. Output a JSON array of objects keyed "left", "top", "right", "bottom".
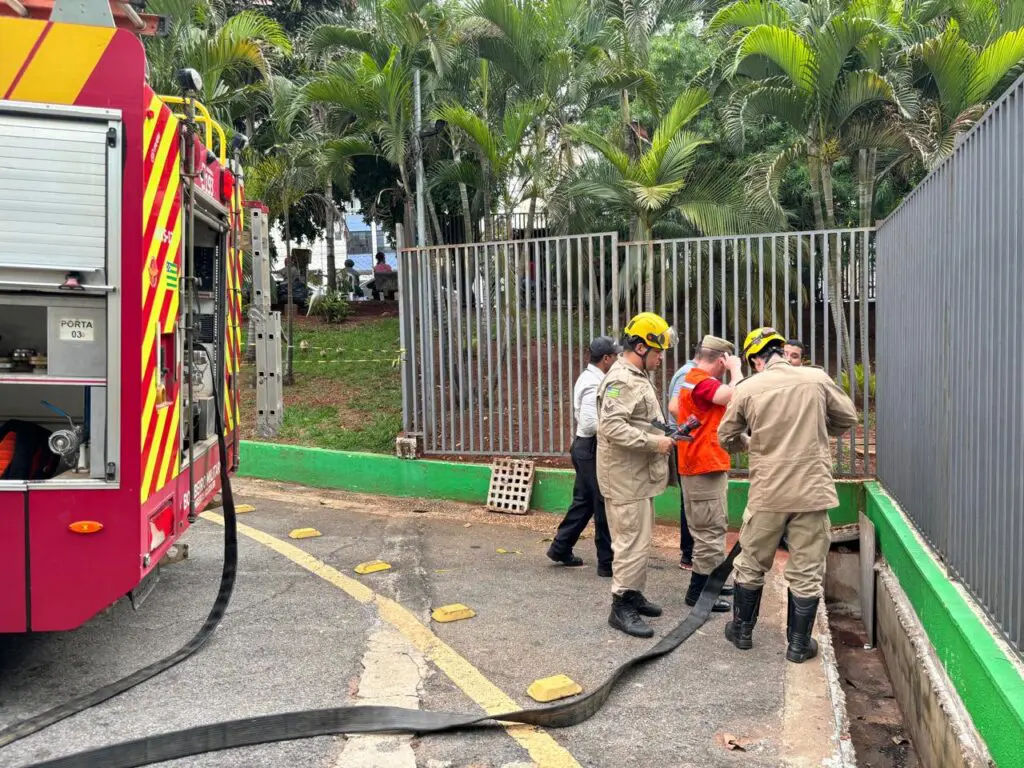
[
  {"left": 223, "top": 208, "right": 242, "bottom": 432},
  {"left": 140, "top": 92, "right": 183, "bottom": 502},
  {"left": 0, "top": 18, "right": 114, "bottom": 103}
]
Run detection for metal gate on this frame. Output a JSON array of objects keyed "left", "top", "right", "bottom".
[{"left": 399, "top": 228, "right": 875, "bottom": 476}]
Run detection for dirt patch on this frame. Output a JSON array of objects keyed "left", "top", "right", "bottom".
[{"left": 829, "top": 612, "right": 919, "bottom": 768}]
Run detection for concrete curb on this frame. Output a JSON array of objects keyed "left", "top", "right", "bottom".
[
  {"left": 237, "top": 441, "right": 863, "bottom": 529},
  {"left": 815, "top": 606, "right": 858, "bottom": 768}
]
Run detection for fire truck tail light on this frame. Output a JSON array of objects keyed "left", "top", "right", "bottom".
[
  {"left": 69, "top": 521, "right": 103, "bottom": 534},
  {"left": 221, "top": 169, "right": 234, "bottom": 203}
]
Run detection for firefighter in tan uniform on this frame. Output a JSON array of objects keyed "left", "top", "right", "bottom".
[
  {"left": 596, "top": 312, "right": 676, "bottom": 638},
  {"left": 718, "top": 327, "right": 858, "bottom": 663}
]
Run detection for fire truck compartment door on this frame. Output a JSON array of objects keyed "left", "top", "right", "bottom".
[{"left": 0, "top": 108, "right": 115, "bottom": 274}]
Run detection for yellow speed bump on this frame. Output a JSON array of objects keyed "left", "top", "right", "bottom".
[
  {"left": 527, "top": 675, "right": 583, "bottom": 703},
  {"left": 431, "top": 604, "right": 476, "bottom": 623},
  {"left": 354, "top": 560, "right": 392, "bottom": 575},
  {"left": 288, "top": 527, "right": 321, "bottom": 540},
  {"left": 235, "top": 504, "right": 256, "bottom": 514}
]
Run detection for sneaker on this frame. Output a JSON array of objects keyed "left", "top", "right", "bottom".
[{"left": 679, "top": 552, "right": 693, "bottom": 570}]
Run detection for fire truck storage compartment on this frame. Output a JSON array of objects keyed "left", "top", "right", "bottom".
[
  {"left": 0, "top": 107, "right": 116, "bottom": 281},
  {"left": 0, "top": 104, "right": 121, "bottom": 485},
  {"left": 0, "top": 296, "right": 110, "bottom": 482}
]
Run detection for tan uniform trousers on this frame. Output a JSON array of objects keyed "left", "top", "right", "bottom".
[
  {"left": 733, "top": 509, "right": 831, "bottom": 597},
  {"left": 680, "top": 471, "right": 728, "bottom": 575},
  {"left": 606, "top": 498, "right": 655, "bottom": 595}
]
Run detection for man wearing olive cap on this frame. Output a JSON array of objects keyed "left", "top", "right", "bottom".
[
  {"left": 547, "top": 336, "right": 621, "bottom": 575},
  {"left": 669, "top": 334, "right": 744, "bottom": 613}
]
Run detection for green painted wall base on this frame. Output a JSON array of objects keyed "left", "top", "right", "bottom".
[
  {"left": 864, "top": 482, "right": 1024, "bottom": 768},
  {"left": 238, "top": 441, "right": 861, "bottom": 529}
]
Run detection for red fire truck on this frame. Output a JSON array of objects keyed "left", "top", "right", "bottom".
[{"left": 0, "top": 0, "right": 248, "bottom": 632}]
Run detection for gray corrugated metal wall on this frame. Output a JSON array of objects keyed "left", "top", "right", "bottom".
[{"left": 876, "top": 76, "right": 1023, "bottom": 654}]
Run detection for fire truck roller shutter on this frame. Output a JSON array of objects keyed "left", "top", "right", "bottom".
[{"left": 0, "top": 110, "right": 110, "bottom": 274}]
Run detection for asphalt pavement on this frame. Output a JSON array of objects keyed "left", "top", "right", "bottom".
[{"left": 0, "top": 478, "right": 847, "bottom": 768}]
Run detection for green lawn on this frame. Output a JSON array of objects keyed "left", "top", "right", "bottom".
[{"left": 241, "top": 314, "right": 403, "bottom": 454}]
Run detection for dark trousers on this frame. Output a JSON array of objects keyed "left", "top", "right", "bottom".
[
  {"left": 551, "top": 436, "right": 613, "bottom": 568},
  {"left": 675, "top": 444, "right": 694, "bottom": 557}
]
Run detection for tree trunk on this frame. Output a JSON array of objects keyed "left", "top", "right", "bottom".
[
  {"left": 526, "top": 118, "right": 548, "bottom": 240},
  {"left": 325, "top": 182, "right": 337, "bottom": 292},
  {"left": 453, "top": 142, "right": 474, "bottom": 243},
  {"left": 428, "top": 189, "right": 445, "bottom": 246},
  {"left": 820, "top": 160, "right": 854, "bottom": 380},
  {"left": 399, "top": 163, "right": 416, "bottom": 248},
  {"left": 621, "top": 89, "right": 633, "bottom": 157},
  {"left": 284, "top": 214, "right": 294, "bottom": 386},
  {"left": 806, "top": 143, "right": 826, "bottom": 230}
]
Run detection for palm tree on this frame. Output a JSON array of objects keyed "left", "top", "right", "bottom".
[
  {"left": 708, "top": 1, "right": 921, "bottom": 376},
  {"left": 144, "top": 0, "right": 291, "bottom": 122},
  {"left": 907, "top": 19, "right": 1024, "bottom": 169},
  {"left": 567, "top": 87, "right": 749, "bottom": 309}
]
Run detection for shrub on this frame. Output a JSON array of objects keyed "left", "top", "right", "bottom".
[
  {"left": 311, "top": 291, "right": 353, "bottom": 324},
  {"left": 837, "top": 363, "right": 875, "bottom": 398}
]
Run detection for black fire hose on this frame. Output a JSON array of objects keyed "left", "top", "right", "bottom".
[
  {"left": 2, "top": 410, "right": 738, "bottom": 767},
  {"left": 0, "top": 367, "right": 240, "bottom": 753}
]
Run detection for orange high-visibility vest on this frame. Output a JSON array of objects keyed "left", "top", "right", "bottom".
[{"left": 676, "top": 368, "right": 730, "bottom": 475}]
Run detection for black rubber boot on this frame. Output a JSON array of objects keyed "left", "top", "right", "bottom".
[
  {"left": 629, "top": 591, "right": 662, "bottom": 617},
  {"left": 786, "top": 591, "right": 820, "bottom": 663},
  {"left": 596, "top": 564, "right": 612, "bottom": 578},
  {"left": 608, "top": 592, "right": 654, "bottom": 638},
  {"left": 684, "top": 572, "right": 730, "bottom": 612},
  {"left": 724, "top": 583, "right": 763, "bottom": 650}
]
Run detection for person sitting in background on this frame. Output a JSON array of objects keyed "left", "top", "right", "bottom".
[
  {"left": 343, "top": 259, "right": 363, "bottom": 298},
  {"left": 373, "top": 252, "right": 392, "bottom": 274}
]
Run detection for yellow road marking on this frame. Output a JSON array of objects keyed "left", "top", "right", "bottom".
[{"left": 201, "top": 512, "right": 582, "bottom": 768}]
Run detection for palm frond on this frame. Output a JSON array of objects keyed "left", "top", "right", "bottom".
[{"left": 734, "top": 24, "right": 815, "bottom": 94}]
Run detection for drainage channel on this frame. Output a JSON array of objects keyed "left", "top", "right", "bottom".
[{"left": 825, "top": 542, "right": 920, "bottom": 768}]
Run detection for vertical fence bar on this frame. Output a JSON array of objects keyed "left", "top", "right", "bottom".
[
  {"left": 535, "top": 240, "right": 545, "bottom": 453},
  {"left": 610, "top": 237, "right": 618, "bottom": 338},
  {"left": 696, "top": 242, "right": 702, "bottom": 340},
  {"left": 474, "top": 245, "right": 485, "bottom": 453},
  {"left": 758, "top": 237, "right": 764, "bottom": 327},
  {"left": 683, "top": 242, "right": 691, "bottom": 357},
  {"left": 784, "top": 236, "right": 790, "bottom": 340},
  {"left": 483, "top": 243, "right": 495, "bottom": 453},
  {"left": 564, "top": 238, "right": 572, "bottom": 445},
  {"left": 545, "top": 239, "right": 554, "bottom": 452},
  {"left": 810, "top": 234, "right": 816, "bottom": 367},
  {"left": 525, "top": 241, "right": 535, "bottom": 454},
  {"left": 707, "top": 240, "right": 713, "bottom": 337},
  {"left": 771, "top": 236, "right": 777, "bottom": 329},
  {"left": 732, "top": 238, "right": 739, "bottom": 351},
  {"left": 672, "top": 242, "right": 680, "bottom": 371},
  {"left": 660, "top": 242, "right": 668, "bottom": 395},
  {"left": 504, "top": 242, "right": 514, "bottom": 453},
  {"left": 588, "top": 237, "right": 596, "bottom": 343},
  {"left": 861, "top": 229, "right": 870, "bottom": 475},
  {"left": 557, "top": 238, "right": 565, "bottom": 454},
  {"left": 578, "top": 237, "right": 585, "bottom": 377},
  {"left": 720, "top": 239, "right": 726, "bottom": 338},
  {"left": 443, "top": 250, "right": 455, "bottom": 452},
  {"left": 745, "top": 237, "right": 752, "bottom": 341},
  {"left": 425, "top": 251, "right": 438, "bottom": 452},
  {"left": 797, "top": 236, "right": 803, "bottom": 345},
  {"left": 847, "top": 231, "right": 856, "bottom": 465},
  {"left": 515, "top": 241, "right": 524, "bottom": 455}
]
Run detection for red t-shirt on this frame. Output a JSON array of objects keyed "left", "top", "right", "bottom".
[{"left": 691, "top": 377, "right": 721, "bottom": 411}]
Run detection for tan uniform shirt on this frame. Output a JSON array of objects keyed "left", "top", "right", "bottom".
[
  {"left": 718, "top": 358, "right": 858, "bottom": 514},
  {"left": 595, "top": 358, "right": 669, "bottom": 502}
]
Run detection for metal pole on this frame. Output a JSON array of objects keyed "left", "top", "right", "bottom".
[{"left": 413, "top": 69, "right": 427, "bottom": 248}]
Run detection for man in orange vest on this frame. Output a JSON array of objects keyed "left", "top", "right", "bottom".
[{"left": 670, "top": 334, "right": 744, "bottom": 613}]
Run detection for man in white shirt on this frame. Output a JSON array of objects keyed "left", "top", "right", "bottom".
[{"left": 547, "top": 336, "right": 622, "bottom": 576}]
